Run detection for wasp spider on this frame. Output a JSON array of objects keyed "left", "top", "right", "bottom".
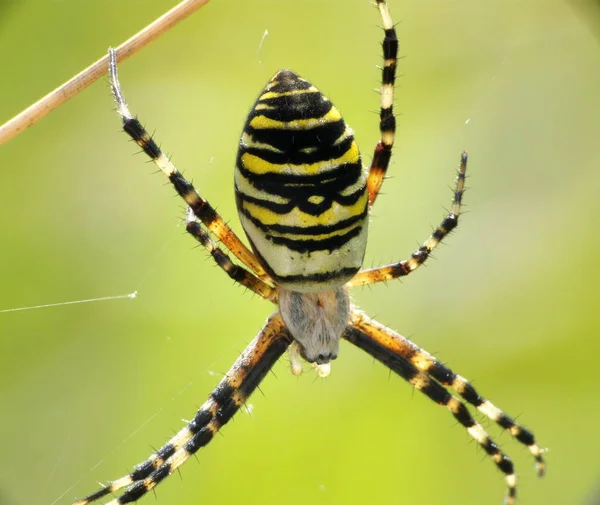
[{"left": 73, "top": 2, "right": 545, "bottom": 504}]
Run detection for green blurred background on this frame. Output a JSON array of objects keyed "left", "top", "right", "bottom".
[{"left": 1, "top": 1, "right": 599, "bottom": 505}]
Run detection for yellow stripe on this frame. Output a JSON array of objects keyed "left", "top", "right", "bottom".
[
  {"left": 254, "top": 103, "right": 275, "bottom": 111},
  {"left": 259, "top": 87, "right": 319, "bottom": 100},
  {"left": 241, "top": 140, "right": 359, "bottom": 176},
  {"left": 249, "top": 106, "right": 342, "bottom": 130}
]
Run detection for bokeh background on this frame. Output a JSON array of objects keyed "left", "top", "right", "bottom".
[{"left": 1, "top": 1, "right": 599, "bottom": 505}]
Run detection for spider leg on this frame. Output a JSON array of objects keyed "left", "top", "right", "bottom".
[
  {"left": 72, "top": 313, "right": 289, "bottom": 505},
  {"left": 367, "top": 0, "right": 398, "bottom": 208},
  {"left": 348, "top": 152, "right": 467, "bottom": 287},
  {"left": 107, "top": 48, "right": 271, "bottom": 282},
  {"left": 350, "top": 310, "right": 545, "bottom": 474},
  {"left": 185, "top": 208, "right": 278, "bottom": 303},
  {"left": 345, "top": 313, "right": 546, "bottom": 505}
]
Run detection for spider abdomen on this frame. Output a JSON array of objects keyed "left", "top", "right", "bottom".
[{"left": 235, "top": 69, "right": 369, "bottom": 292}]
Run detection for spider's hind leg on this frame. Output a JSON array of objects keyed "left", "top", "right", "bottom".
[
  {"left": 345, "top": 310, "right": 546, "bottom": 505},
  {"left": 72, "top": 314, "right": 290, "bottom": 505}
]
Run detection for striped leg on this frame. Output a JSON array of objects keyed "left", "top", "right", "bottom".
[
  {"left": 348, "top": 152, "right": 467, "bottom": 287},
  {"left": 367, "top": 0, "right": 398, "bottom": 208},
  {"left": 346, "top": 311, "right": 546, "bottom": 505},
  {"left": 185, "top": 208, "right": 278, "bottom": 303},
  {"left": 107, "top": 48, "right": 270, "bottom": 282},
  {"left": 72, "top": 313, "right": 289, "bottom": 505}
]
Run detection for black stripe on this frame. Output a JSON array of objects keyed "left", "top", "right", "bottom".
[
  {"left": 431, "top": 227, "right": 446, "bottom": 241},
  {"left": 496, "top": 414, "right": 516, "bottom": 430},
  {"left": 211, "top": 379, "right": 236, "bottom": 405},
  {"left": 451, "top": 401, "right": 475, "bottom": 428},
  {"left": 236, "top": 158, "right": 363, "bottom": 196},
  {"left": 150, "top": 464, "right": 170, "bottom": 486},
  {"left": 426, "top": 361, "right": 456, "bottom": 387},
  {"left": 383, "top": 28, "right": 398, "bottom": 60},
  {"left": 130, "top": 446, "right": 173, "bottom": 481},
  {"left": 481, "top": 438, "right": 499, "bottom": 456},
  {"left": 453, "top": 378, "right": 484, "bottom": 407},
  {"left": 269, "top": 266, "right": 360, "bottom": 285},
  {"left": 216, "top": 395, "right": 243, "bottom": 424},
  {"left": 119, "top": 481, "right": 145, "bottom": 504},
  {"left": 391, "top": 263, "right": 411, "bottom": 277},
  {"left": 237, "top": 185, "right": 366, "bottom": 218},
  {"left": 497, "top": 454, "right": 515, "bottom": 475},
  {"left": 253, "top": 91, "right": 332, "bottom": 122},
  {"left": 242, "top": 134, "right": 354, "bottom": 166},
  {"left": 382, "top": 64, "right": 396, "bottom": 85},
  {"left": 122, "top": 118, "right": 161, "bottom": 159},
  {"left": 184, "top": 426, "right": 214, "bottom": 453},
  {"left": 441, "top": 215, "right": 458, "bottom": 233},
  {"left": 515, "top": 427, "right": 536, "bottom": 446},
  {"left": 267, "top": 224, "right": 363, "bottom": 253},
  {"left": 186, "top": 406, "right": 212, "bottom": 434},
  {"left": 420, "top": 380, "right": 452, "bottom": 405},
  {"left": 371, "top": 148, "right": 391, "bottom": 174},
  {"left": 380, "top": 108, "right": 396, "bottom": 133},
  {"left": 167, "top": 173, "right": 218, "bottom": 227},
  {"left": 245, "top": 119, "right": 346, "bottom": 153}
]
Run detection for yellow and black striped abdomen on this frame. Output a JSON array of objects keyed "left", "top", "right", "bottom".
[{"left": 235, "top": 70, "right": 369, "bottom": 292}]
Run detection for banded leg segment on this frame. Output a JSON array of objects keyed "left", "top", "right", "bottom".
[
  {"left": 367, "top": 0, "right": 398, "bottom": 208},
  {"left": 349, "top": 152, "right": 467, "bottom": 287},
  {"left": 350, "top": 310, "right": 546, "bottom": 475},
  {"left": 72, "top": 313, "right": 289, "bottom": 505},
  {"left": 107, "top": 48, "right": 270, "bottom": 282},
  {"left": 343, "top": 319, "right": 519, "bottom": 505},
  {"left": 185, "top": 208, "right": 278, "bottom": 303}
]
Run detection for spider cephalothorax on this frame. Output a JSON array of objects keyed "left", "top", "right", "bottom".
[
  {"left": 72, "top": 2, "right": 545, "bottom": 505},
  {"left": 278, "top": 286, "right": 350, "bottom": 365}
]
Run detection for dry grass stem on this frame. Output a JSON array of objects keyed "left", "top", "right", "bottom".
[{"left": 0, "top": 0, "right": 212, "bottom": 146}]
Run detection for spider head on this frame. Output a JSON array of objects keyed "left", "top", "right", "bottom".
[{"left": 278, "top": 286, "right": 350, "bottom": 373}]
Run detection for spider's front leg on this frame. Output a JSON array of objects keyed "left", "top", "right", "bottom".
[
  {"left": 349, "top": 152, "right": 467, "bottom": 288},
  {"left": 366, "top": 0, "right": 399, "bottom": 208},
  {"left": 107, "top": 48, "right": 271, "bottom": 283},
  {"left": 357, "top": 0, "right": 466, "bottom": 287},
  {"left": 72, "top": 314, "right": 290, "bottom": 505}
]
